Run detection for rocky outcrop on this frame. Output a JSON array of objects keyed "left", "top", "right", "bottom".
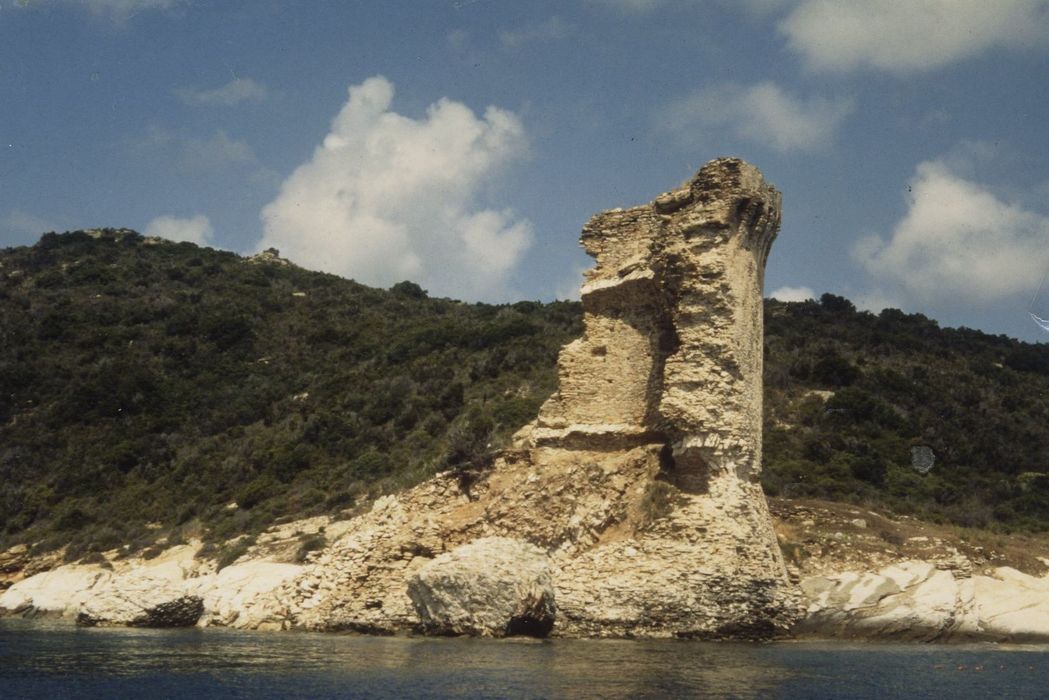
[
  {"left": 78, "top": 595, "right": 204, "bottom": 628},
  {"left": 75, "top": 572, "right": 193, "bottom": 627},
  {"left": 0, "top": 543, "right": 302, "bottom": 630},
  {"left": 194, "top": 560, "right": 304, "bottom": 629},
  {"left": 0, "top": 565, "right": 110, "bottom": 617},
  {"left": 798, "top": 561, "right": 1049, "bottom": 642},
  {"left": 529, "top": 157, "right": 799, "bottom": 637},
  {"left": 407, "top": 537, "right": 555, "bottom": 637}
]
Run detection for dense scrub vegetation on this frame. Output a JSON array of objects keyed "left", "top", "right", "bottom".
[
  {"left": 763, "top": 294, "right": 1049, "bottom": 530},
  {"left": 0, "top": 230, "right": 579, "bottom": 558},
  {"left": 1, "top": 230, "right": 1048, "bottom": 559}
]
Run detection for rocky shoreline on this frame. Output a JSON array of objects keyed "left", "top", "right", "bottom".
[{"left": 4, "top": 495, "right": 1049, "bottom": 642}]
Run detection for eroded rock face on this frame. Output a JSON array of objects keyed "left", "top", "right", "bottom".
[
  {"left": 407, "top": 537, "right": 555, "bottom": 637},
  {"left": 0, "top": 543, "right": 303, "bottom": 631},
  {"left": 527, "top": 158, "right": 799, "bottom": 637}
]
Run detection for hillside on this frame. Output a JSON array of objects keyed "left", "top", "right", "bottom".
[
  {"left": 2, "top": 230, "right": 1049, "bottom": 561},
  {"left": 0, "top": 230, "right": 581, "bottom": 559}
]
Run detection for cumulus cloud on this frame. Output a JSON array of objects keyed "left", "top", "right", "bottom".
[
  {"left": 258, "top": 76, "right": 533, "bottom": 300},
  {"left": 144, "top": 214, "right": 214, "bottom": 246},
  {"left": 174, "top": 78, "right": 269, "bottom": 107},
  {"left": 853, "top": 159, "right": 1049, "bottom": 306},
  {"left": 769, "top": 285, "right": 815, "bottom": 302},
  {"left": 660, "top": 82, "right": 853, "bottom": 152},
  {"left": 500, "top": 17, "right": 573, "bottom": 48},
  {"left": 780, "top": 0, "right": 1049, "bottom": 74}
]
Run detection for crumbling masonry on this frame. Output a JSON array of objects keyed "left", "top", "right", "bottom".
[{"left": 269, "top": 158, "right": 801, "bottom": 639}]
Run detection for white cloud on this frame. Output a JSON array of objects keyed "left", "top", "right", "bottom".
[
  {"left": 769, "top": 285, "right": 815, "bottom": 302},
  {"left": 177, "top": 130, "right": 257, "bottom": 171},
  {"left": 660, "top": 82, "right": 853, "bottom": 152},
  {"left": 144, "top": 214, "right": 213, "bottom": 246},
  {"left": 554, "top": 264, "right": 590, "bottom": 301},
  {"left": 853, "top": 159, "right": 1049, "bottom": 306},
  {"left": 174, "top": 78, "right": 269, "bottom": 107},
  {"left": 780, "top": 0, "right": 1049, "bottom": 74},
  {"left": 500, "top": 17, "right": 573, "bottom": 48},
  {"left": 258, "top": 76, "right": 533, "bottom": 300}
]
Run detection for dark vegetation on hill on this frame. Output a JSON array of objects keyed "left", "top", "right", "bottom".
[
  {"left": 1, "top": 230, "right": 1048, "bottom": 561},
  {"left": 0, "top": 230, "right": 580, "bottom": 560},
  {"left": 763, "top": 294, "right": 1049, "bottom": 530}
]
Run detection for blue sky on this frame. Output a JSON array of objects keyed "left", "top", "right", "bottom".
[{"left": 2, "top": 1, "right": 1049, "bottom": 341}]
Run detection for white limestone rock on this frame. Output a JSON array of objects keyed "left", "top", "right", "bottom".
[
  {"left": 798, "top": 560, "right": 1049, "bottom": 642},
  {"left": 193, "top": 560, "right": 303, "bottom": 629},
  {"left": 76, "top": 573, "right": 200, "bottom": 627},
  {"left": 0, "top": 565, "right": 110, "bottom": 616},
  {"left": 407, "top": 537, "right": 555, "bottom": 637}
]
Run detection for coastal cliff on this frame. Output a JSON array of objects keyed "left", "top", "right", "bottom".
[{"left": 6, "top": 498, "right": 1049, "bottom": 641}]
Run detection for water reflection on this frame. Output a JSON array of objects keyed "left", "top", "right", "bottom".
[{"left": 3, "top": 620, "right": 1049, "bottom": 699}]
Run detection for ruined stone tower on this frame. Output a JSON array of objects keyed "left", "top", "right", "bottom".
[
  {"left": 277, "top": 158, "right": 801, "bottom": 639},
  {"left": 533, "top": 157, "right": 780, "bottom": 493}
]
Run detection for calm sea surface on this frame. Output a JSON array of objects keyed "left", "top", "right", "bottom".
[{"left": 2, "top": 619, "right": 1048, "bottom": 699}]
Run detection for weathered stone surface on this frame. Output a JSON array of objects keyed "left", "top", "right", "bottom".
[
  {"left": 76, "top": 572, "right": 198, "bottom": 627},
  {"left": 797, "top": 561, "right": 1049, "bottom": 642},
  {"left": 407, "top": 537, "right": 555, "bottom": 637},
  {"left": 0, "top": 565, "right": 110, "bottom": 617},
  {"left": 533, "top": 159, "right": 780, "bottom": 485},
  {"left": 1, "top": 542, "right": 302, "bottom": 630},
  {"left": 192, "top": 560, "right": 303, "bottom": 629},
  {"left": 528, "top": 157, "right": 799, "bottom": 637},
  {"left": 0, "top": 544, "right": 28, "bottom": 576},
  {"left": 78, "top": 594, "right": 204, "bottom": 628}
]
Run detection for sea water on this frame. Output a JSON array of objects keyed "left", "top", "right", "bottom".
[{"left": 2, "top": 619, "right": 1048, "bottom": 699}]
